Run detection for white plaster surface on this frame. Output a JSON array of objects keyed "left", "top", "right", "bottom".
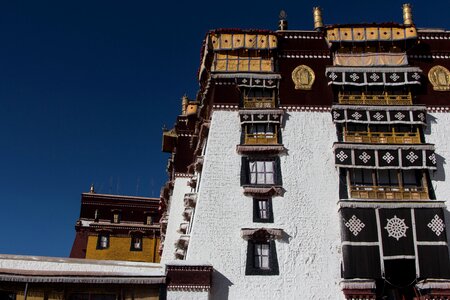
[
  {"left": 167, "top": 290, "right": 209, "bottom": 300},
  {"left": 186, "top": 110, "right": 343, "bottom": 300},
  {"left": 161, "top": 177, "right": 192, "bottom": 263},
  {"left": 424, "top": 111, "right": 450, "bottom": 254},
  {"left": 0, "top": 254, "right": 163, "bottom": 275}
]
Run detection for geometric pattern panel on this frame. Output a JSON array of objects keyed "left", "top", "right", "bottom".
[
  {"left": 331, "top": 107, "right": 427, "bottom": 125},
  {"left": 326, "top": 67, "right": 422, "bottom": 86},
  {"left": 334, "top": 144, "right": 437, "bottom": 170}
]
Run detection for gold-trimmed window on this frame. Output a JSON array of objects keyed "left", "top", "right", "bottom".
[
  {"left": 243, "top": 124, "right": 279, "bottom": 145},
  {"left": 343, "top": 124, "right": 421, "bottom": 144},
  {"left": 212, "top": 50, "right": 274, "bottom": 72},
  {"left": 348, "top": 169, "right": 428, "bottom": 200},
  {"left": 242, "top": 88, "right": 276, "bottom": 108}
]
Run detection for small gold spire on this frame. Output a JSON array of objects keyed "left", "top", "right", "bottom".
[
  {"left": 181, "top": 95, "right": 189, "bottom": 115},
  {"left": 90, "top": 184, "right": 95, "bottom": 193},
  {"left": 313, "top": 7, "right": 324, "bottom": 31},
  {"left": 402, "top": 3, "right": 414, "bottom": 26},
  {"left": 278, "top": 10, "right": 288, "bottom": 31}
]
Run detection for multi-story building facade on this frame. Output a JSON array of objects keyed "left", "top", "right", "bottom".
[
  {"left": 160, "top": 4, "right": 450, "bottom": 299},
  {"left": 70, "top": 186, "right": 161, "bottom": 263}
]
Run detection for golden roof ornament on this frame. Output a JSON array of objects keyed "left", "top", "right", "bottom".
[
  {"left": 292, "top": 65, "right": 315, "bottom": 90},
  {"left": 278, "top": 10, "right": 288, "bottom": 31},
  {"left": 402, "top": 3, "right": 414, "bottom": 26},
  {"left": 428, "top": 65, "right": 450, "bottom": 91},
  {"left": 313, "top": 7, "right": 324, "bottom": 31},
  {"left": 90, "top": 184, "right": 95, "bottom": 193}
]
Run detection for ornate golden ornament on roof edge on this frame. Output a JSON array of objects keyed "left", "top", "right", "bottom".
[
  {"left": 428, "top": 65, "right": 450, "bottom": 91},
  {"left": 292, "top": 65, "right": 315, "bottom": 90}
]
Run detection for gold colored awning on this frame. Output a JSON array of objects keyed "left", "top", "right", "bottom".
[
  {"left": 326, "top": 26, "right": 417, "bottom": 43},
  {"left": 210, "top": 33, "right": 277, "bottom": 51}
]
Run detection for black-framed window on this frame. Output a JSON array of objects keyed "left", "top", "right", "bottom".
[
  {"left": 111, "top": 210, "right": 121, "bottom": 224},
  {"left": 253, "top": 198, "right": 273, "bottom": 223},
  {"left": 402, "top": 170, "right": 422, "bottom": 188},
  {"left": 241, "top": 156, "right": 282, "bottom": 186},
  {"left": 350, "top": 168, "right": 373, "bottom": 186},
  {"left": 377, "top": 169, "right": 399, "bottom": 186},
  {"left": 96, "top": 233, "right": 109, "bottom": 250},
  {"left": 130, "top": 235, "right": 143, "bottom": 251},
  {"left": 245, "top": 240, "right": 279, "bottom": 275}
]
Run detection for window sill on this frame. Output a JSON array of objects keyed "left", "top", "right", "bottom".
[{"left": 237, "top": 144, "right": 285, "bottom": 154}]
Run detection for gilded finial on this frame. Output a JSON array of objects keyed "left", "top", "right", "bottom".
[
  {"left": 181, "top": 95, "right": 189, "bottom": 115},
  {"left": 313, "top": 7, "right": 324, "bottom": 31},
  {"left": 402, "top": 3, "right": 414, "bottom": 26},
  {"left": 90, "top": 184, "right": 95, "bottom": 193},
  {"left": 278, "top": 10, "right": 288, "bottom": 31}
]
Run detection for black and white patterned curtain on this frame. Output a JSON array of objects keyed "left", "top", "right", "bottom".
[
  {"left": 340, "top": 206, "right": 450, "bottom": 279},
  {"left": 332, "top": 106, "right": 427, "bottom": 125},
  {"left": 326, "top": 67, "right": 422, "bottom": 86},
  {"left": 334, "top": 143, "right": 437, "bottom": 169}
]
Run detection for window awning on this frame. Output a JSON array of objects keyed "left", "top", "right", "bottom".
[
  {"left": 333, "top": 52, "right": 408, "bottom": 67},
  {"left": 239, "top": 109, "right": 284, "bottom": 124},
  {"left": 332, "top": 105, "right": 427, "bottom": 125},
  {"left": 333, "top": 143, "right": 437, "bottom": 170},
  {"left": 326, "top": 67, "right": 422, "bottom": 86},
  {"left": 241, "top": 228, "right": 283, "bottom": 240}
]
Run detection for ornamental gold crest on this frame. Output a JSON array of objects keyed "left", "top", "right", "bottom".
[
  {"left": 428, "top": 65, "right": 450, "bottom": 91},
  {"left": 292, "top": 65, "right": 315, "bottom": 90}
]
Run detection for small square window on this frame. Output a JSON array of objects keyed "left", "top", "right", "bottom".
[
  {"left": 97, "top": 234, "right": 109, "bottom": 250},
  {"left": 111, "top": 211, "right": 121, "bottom": 224},
  {"left": 130, "top": 236, "right": 143, "bottom": 251},
  {"left": 253, "top": 198, "right": 273, "bottom": 223},
  {"left": 146, "top": 215, "right": 153, "bottom": 225},
  {"left": 241, "top": 156, "right": 282, "bottom": 187}
]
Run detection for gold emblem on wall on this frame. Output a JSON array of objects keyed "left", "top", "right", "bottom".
[
  {"left": 428, "top": 65, "right": 450, "bottom": 91},
  {"left": 292, "top": 65, "right": 315, "bottom": 90}
]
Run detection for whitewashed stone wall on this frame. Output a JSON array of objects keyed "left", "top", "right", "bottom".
[
  {"left": 161, "top": 177, "right": 192, "bottom": 263},
  {"left": 424, "top": 111, "right": 450, "bottom": 254},
  {"left": 186, "top": 110, "right": 343, "bottom": 300},
  {"left": 166, "top": 290, "right": 209, "bottom": 300}
]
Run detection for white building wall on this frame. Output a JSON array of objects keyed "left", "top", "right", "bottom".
[
  {"left": 166, "top": 290, "right": 209, "bottom": 300},
  {"left": 161, "top": 177, "right": 192, "bottom": 263},
  {"left": 424, "top": 111, "right": 450, "bottom": 253},
  {"left": 186, "top": 110, "right": 343, "bottom": 300}
]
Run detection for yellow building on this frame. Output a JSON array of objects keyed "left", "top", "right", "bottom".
[{"left": 70, "top": 187, "right": 161, "bottom": 262}]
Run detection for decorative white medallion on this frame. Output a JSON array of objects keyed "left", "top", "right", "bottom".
[
  {"left": 329, "top": 72, "right": 338, "bottom": 80},
  {"left": 345, "top": 215, "right": 366, "bottom": 236},
  {"left": 254, "top": 79, "right": 261, "bottom": 84},
  {"left": 406, "top": 151, "right": 418, "bottom": 163},
  {"left": 427, "top": 215, "right": 445, "bottom": 237},
  {"left": 382, "top": 152, "right": 395, "bottom": 164},
  {"left": 272, "top": 114, "right": 279, "bottom": 119},
  {"left": 257, "top": 114, "right": 264, "bottom": 119},
  {"left": 350, "top": 73, "right": 360, "bottom": 81},
  {"left": 429, "top": 153, "right": 437, "bottom": 165},
  {"left": 336, "top": 151, "right": 348, "bottom": 162},
  {"left": 385, "top": 215, "right": 409, "bottom": 241},
  {"left": 394, "top": 112, "right": 405, "bottom": 120},
  {"left": 359, "top": 152, "right": 371, "bottom": 163},
  {"left": 352, "top": 112, "right": 362, "bottom": 120},
  {"left": 370, "top": 73, "right": 380, "bottom": 81},
  {"left": 267, "top": 79, "right": 274, "bottom": 85},
  {"left": 333, "top": 111, "right": 341, "bottom": 119},
  {"left": 243, "top": 114, "right": 249, "bottom": 120},
  {"left": 417, "top": 112, "right": 425, "bottom": 122},
  {"left": 372, "top": 112, "right": 384, "bottom": 121},
  {"left": 412, "top": 72, "right": 421, "bottom": 80},
  {"left": 241, "top": 78, "right": 248, "bottom": 83},
  {"left": 390, "top": 73, "right": 400, "bottom": 81}
]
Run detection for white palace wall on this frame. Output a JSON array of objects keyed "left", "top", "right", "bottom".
[{"left": 186, "top": 110, "right": 343, "bottom": 300}]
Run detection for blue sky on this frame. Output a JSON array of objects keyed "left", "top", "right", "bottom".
[{"left": 0, "top": 1, "right": 449, "bottom": 257}]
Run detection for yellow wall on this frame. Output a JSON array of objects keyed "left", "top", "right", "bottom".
[
  {"left": 85, "top": 235, "right": 160, "bottom": 262},
  {"left": 9, "top": 285, "right": 160, "bottom": 300}
]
